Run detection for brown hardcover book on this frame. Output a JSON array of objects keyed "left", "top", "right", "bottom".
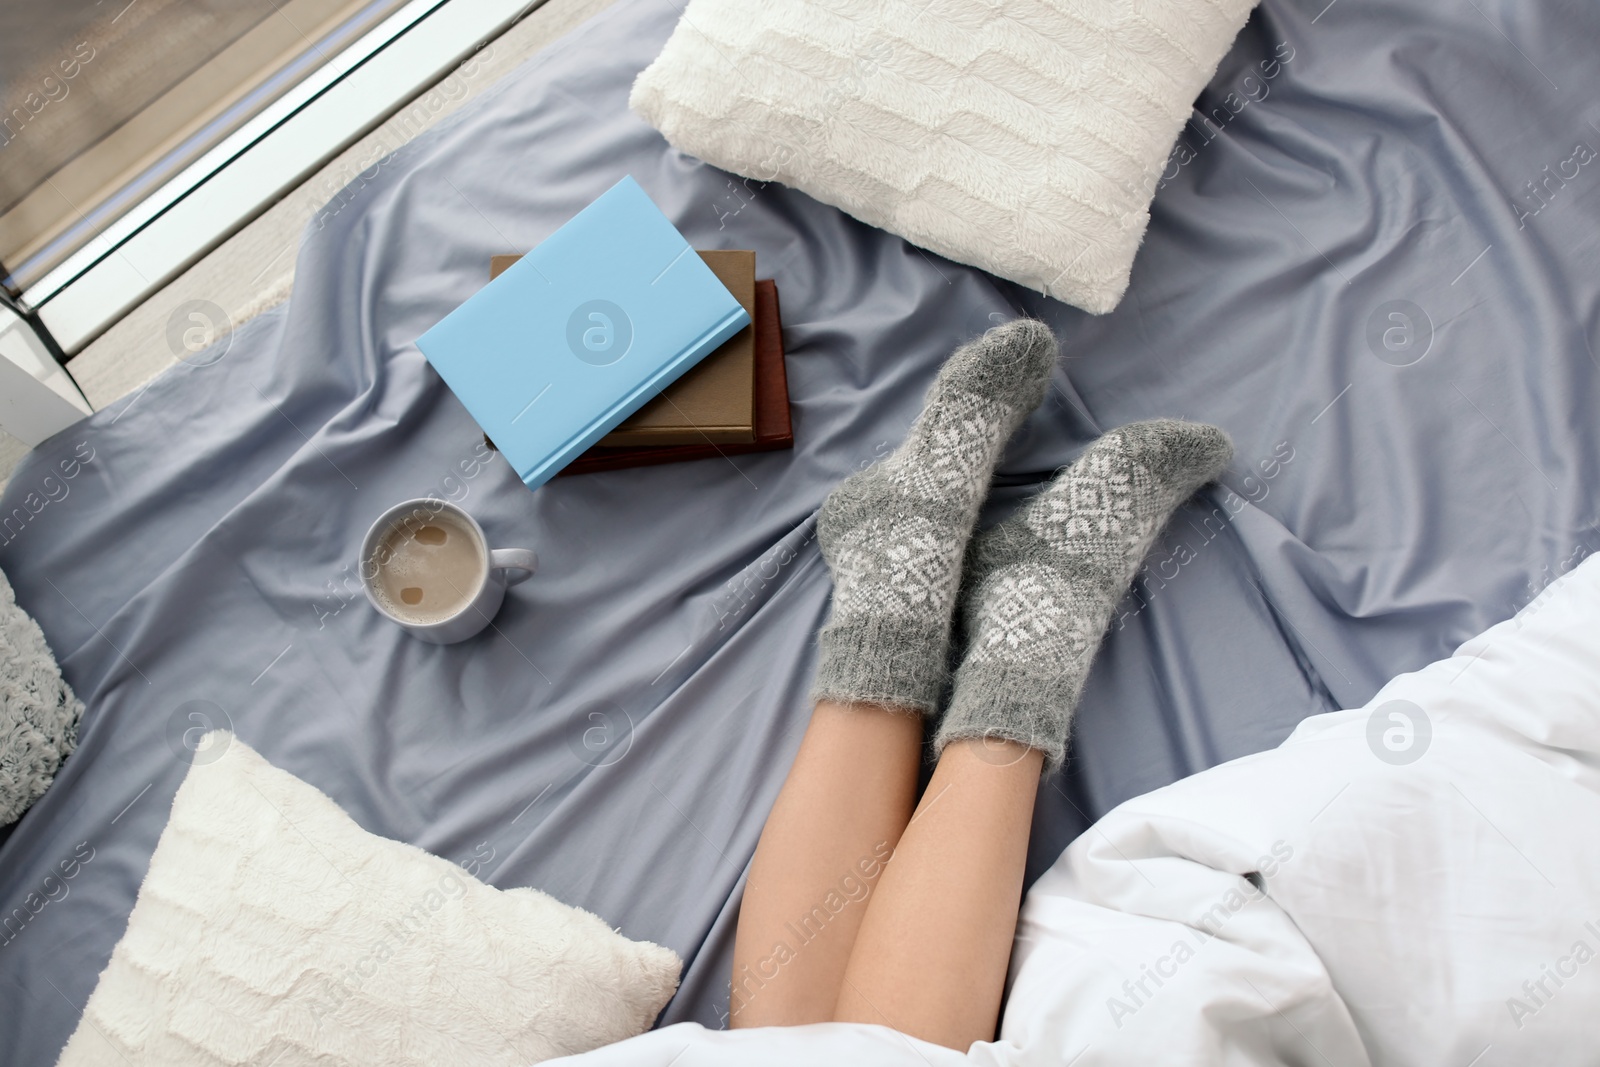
[
  {"left": 559, "top": 280, "right": 791, "bottom": 476},
  {"left": 489, "top": 250, "right": 757, "bottom": 445}
]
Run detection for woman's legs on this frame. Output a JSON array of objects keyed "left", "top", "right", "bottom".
[
  {"left": 733, "top": 338, "right": 1240, "bottom": 1047},
  {"left": 834, "top": 738, "right": 1042, "bottom": 1049},
  {"left": 826, "top": 421, "right": 1233, "bottom": 1049},
  {"left": 729, "top": 322, "right": 1061, "bottom": 1026},
  {"left": 729, "top": 701, "right": 922, "bottom": 1027},
  {"left": 831, "top": 421, "right": 1234, "bottom": 1049},
  {"left": 730, "top": 714, "right": 1041, "bottom": 1048}
]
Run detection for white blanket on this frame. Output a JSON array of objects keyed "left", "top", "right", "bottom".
[{"left": 556, "top": 554, "right": 1600, "bottom": 1066}]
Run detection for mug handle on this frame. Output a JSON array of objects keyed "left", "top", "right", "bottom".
[{"left": 490, "top": 548, "right": 537, "bottom": 587}]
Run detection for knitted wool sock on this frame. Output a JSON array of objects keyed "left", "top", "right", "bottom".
[
  {"left": 934, "top": 419, "right": 1233, "bottom": 767},
  {"left": 811, "top": 320, "right": 1060, "bottom": 714}
]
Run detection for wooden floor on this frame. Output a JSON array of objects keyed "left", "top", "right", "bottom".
[{"left": 0, "top": 0, "right": 618, "bottom": 489}]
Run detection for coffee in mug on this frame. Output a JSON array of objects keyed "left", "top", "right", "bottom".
[
  {"left": 360, "top": 499, "right": 536, "bottom": 644},
  {"left": 370, "top": 510, "right": 486, "bottom": 624}
]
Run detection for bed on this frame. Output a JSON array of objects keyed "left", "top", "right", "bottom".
[{"left": 2, "top": 0, "right": 1597, "bottom": 1062}]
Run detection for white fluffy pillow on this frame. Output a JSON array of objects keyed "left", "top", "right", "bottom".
[
  {"left": 0, "top": 566, "right": 84, "bottom": 826},
  {"left": 57, "top": 734, "right": 680, "bottom": 1066},
  {"left": 631, "top": 0, "right": 1258, "bottom": 314}
]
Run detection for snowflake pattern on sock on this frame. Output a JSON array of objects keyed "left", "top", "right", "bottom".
[
  {"left": 888, "top": 393, "right": 1011, "bottom": 500},
  {"left": 971, "top": 569, "right": 1062, "bottom": 655},
  {"left": 1029, "top": 438, "right": 1137, "bottom": 547},
  {"left": 830, "top": 517, "right": 957, "bottom": 621},
  {"left": 938, "top": 419, "right": 1236, "bottom": 766},
  {"left": 810, "top": 320, "right": 1062, "bottom": 712},
  {"left": 966, "top": 566, "right": 1103, "bottom": 670}
]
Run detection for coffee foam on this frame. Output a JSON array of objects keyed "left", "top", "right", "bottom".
[{"left": 370, "top": 509, "right": 486, "bottom": 625}]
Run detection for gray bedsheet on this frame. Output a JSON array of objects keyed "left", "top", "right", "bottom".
[{"left": 3, "top": 0, "right": 1598, "bottom": 1060}]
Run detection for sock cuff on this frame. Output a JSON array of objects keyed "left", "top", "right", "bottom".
[
  {"left": 933, "top": 665, "right": 1076, "bottom": 772},
  {"left": 810, "top": 616, "right": 950, "bottom": 715}
]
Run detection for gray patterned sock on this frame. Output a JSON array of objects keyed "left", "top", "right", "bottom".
[
  {"left": 934, "top": 419, "right": 1233, "bottom": 768},
  {"left": 811, "top": 320, "right": 1060, "bottom": 715}
]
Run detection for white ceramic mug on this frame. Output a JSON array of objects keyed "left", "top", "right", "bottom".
[{"left": 359, "top": 498, "right": 536, "bottom": 644}]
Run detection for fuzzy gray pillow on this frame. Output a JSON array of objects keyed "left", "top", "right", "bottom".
[{"left": 0, "top": 567, "right": 83, "bottom": 825}]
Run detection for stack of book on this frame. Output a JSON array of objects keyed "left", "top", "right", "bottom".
[
  {"left": 486, "top": 251, "right": 791, "bottom": 476},
  {"left": 414, "top": 176, "right": 791, "bottom": 493}
]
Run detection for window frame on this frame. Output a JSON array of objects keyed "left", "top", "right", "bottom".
[{"left": 22, "top": 0, "right": 544, "bottom": 356}]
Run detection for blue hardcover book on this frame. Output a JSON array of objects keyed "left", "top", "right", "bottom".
[{"left": 416, "top": 176, "right": 750, "bottom": 490}]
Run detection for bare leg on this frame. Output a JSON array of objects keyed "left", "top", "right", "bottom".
[
  {"left": 729, "top": 700, "right": 923, "bottom": 1028},
  {"left": 732, "top": 328, "right": 1062, "bottom": 1030},
  {"left": 835, "top": 738, "right": 1043, "bottom": 1051}
]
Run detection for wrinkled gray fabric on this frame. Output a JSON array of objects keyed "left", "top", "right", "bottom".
[{"left": 0, "top": 0, "right": 1597, "bottom": 1061}]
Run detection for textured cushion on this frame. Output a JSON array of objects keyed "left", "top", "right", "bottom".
[
  {"left": 631, "top": 0, "right": 1258, "bottom": 314},
  {"left": 57, "top": 734, "right": 681, "bottom": 1066},
  {"left": 0, "top": 566, "right": 83, "bottom": 825}
]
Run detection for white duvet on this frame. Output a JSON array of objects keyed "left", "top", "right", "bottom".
[{"left": 557, "top": 555, "right": 1600, "bottom": 1066}]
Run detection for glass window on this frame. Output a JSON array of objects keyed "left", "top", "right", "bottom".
[{"left": 0, "top": 0, "right": 414, "bottom": 296}]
